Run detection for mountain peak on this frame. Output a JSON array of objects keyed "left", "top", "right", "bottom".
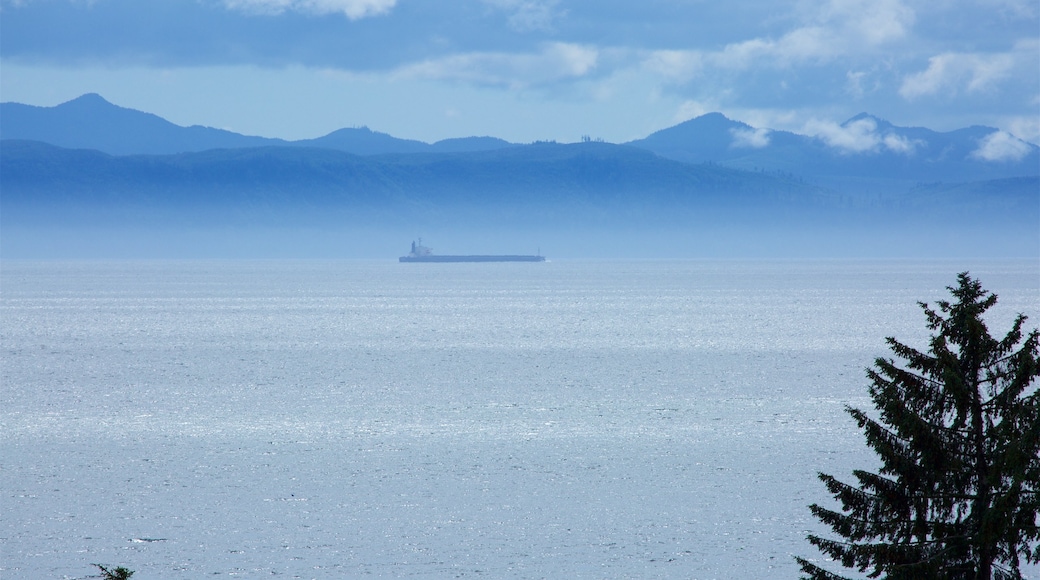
[
  {"left": 625, "top": 112, "right": 756, "bottom": 160},
  {"left": 693, "top": 112, "right": 730, "bottom": 121},
  {"left": 663, "top": 112, "right": 755, "bottom": 137},
  {"left": 683, "top": 112, "right": 747, "bottom": 129},
  {"left": 843, "top": 112, "right": 892, "bottom": 130},
  {"left": 62, "top": 93, "right": 113, "bottom": 107}
]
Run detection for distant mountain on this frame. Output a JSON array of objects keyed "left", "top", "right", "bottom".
[
  {"left": 0, "top": 93, "right": 285, "bottom": 155},
  {"left": 293, "top": 126, "right": 431, "bottom": 155},
  {"left": 630, "top": 112, "right": 759, "bottom": 161},
  {"left": 5, "top": 138, "right": 1035, "bottom": 231},
  {"left": 3, "top": 93, "right": 1037, "bottom": 259},
  {"left": 627, "top": 112, "right": 1039, "bottom": 185},
  {"left": 4, "top": 94, "right": 1036, "bottom": 188},
  {"left": 0, "top": 94, "right": 514, "bottom": 156},
  {"left": 4, "top": 137, "right": 1036, "bottom": 259},
  {"left": 0, "top": 139, "right": 822, "bottom": 221},
  {"left": 294, "top": 128, "right": 513, "bottom": 154},
  {"left": 429, "top": 136, "right": 514, "bottom": 153}
]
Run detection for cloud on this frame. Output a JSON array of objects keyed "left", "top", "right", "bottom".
[
  {"left": 882, "top": 133, "right": 918, "bottom": 154},
  {"left": 804, "top": 117, "right": 923, "bottom": 154},
  {"left": 806, "top": 117, "right": 881, "bottom": 152},
  {"left": 730, "top": 127, "right": 771, "bottom": 148},
  {"left": 394, "top": 42, "right": 598, "bottom": 88},
  {"left": 222, "top": 0, "right": 395, "bottom": 19},
  {"left": 709, "top": 26, "right": 835, "bottom": 70},
  {"left": 1007, "top": 114, "right": 1040, "bottom": 145},
  {"left": 970, "top": 131, "right": 1033, "bottom": 162},
  {"left": 641, "top": 32, "right": 826, "bottom": 86},
  {"left": 642, "top": 50, "right": 703, "bottom": 83},
  {"left": 481, "top": 0, "right": 565, "bottom": 32},
  {"left": 899, "top": 49, "right": 1020, "bottom": 99},
  {"left": 844, "top": 70, "right": 867, "bottom": 98},
  {"left": 1, "top": 0, "right": 1035, "bottom": 146},
  {"left": 825, "top": 0, "right": 914, "bottom": 45},
  {"left": 709, "top": 0, "right": 913, "bottom": 69},
  {"left": 633, "top": 0, "right": 916, "bottom": 94}
]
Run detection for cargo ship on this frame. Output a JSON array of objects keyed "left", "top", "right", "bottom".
[{"left": 399, "top": 240, "right": 545, "bottom": 263}]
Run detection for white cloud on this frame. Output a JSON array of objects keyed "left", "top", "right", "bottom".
[
  {"left": 730, "top": 127, "right": 771, "bottom": 148},
  {"left": 730, "top": 109, "right": 802, "bottom": 133},
  {"left": 394, "top": 42, "right": 598, "bottom": 88},
  {"left": 1007, "top": 115, "right": 1040, "bottom": 145},
  {"left": 882, "top": 133, "right": 921, "bottom": 154},
  {"left": 550, "top": 42, "right": 598, "bottom": 76},
  {"left": 845, "top": 70, "right": 867, "bottom": 98},
  {"left": 708, "top": 0, "right": 913, "bottom": 69},
  {"left": 642, "top": 50, "right": 703, "bottom": 83},
  {"left": 803, "top": 117, "right": 924, "bottom": 154},
  {"left": 825, "top": 0, "right": 914, "bottom": 45},
  {"left": 711, "top": 27, "right": 829, "bottom": 69},
  {"left": 971, "top": 131, "right": 1033, "bottom": 162},
  {"left": 899, "top": 50, "right": 1019, "bottom": 99},
  {"left": 223, "top": 0, "right": 395, "bottom": 19},
  {"left": 642, "top": 28, "right": 829, "bottom": 81},
  {"left": 636, "top": 0, "right": 915, "bottom": 87},
  {"left": 481, "top": 0, "right": 565, "bottom": 32},
  {"left": 805, "top": 117, "right": 881, "bottom": 152},
  {"left": 669, "top": 102, "right": 810, "bottom": 136}
]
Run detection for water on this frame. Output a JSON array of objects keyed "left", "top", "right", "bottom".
[{"left": 2, "top": 259, "right": 1037, "bottom": 579}]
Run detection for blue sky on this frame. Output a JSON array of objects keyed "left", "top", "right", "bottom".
[{"left": 1, "top": 0, "right": 1037, "bottom": 144}]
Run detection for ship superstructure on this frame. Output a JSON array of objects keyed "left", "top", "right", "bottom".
[{"left": 399, "top": 240, "right": 545, "bottom": 263}]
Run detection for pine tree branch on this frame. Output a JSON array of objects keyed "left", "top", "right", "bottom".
[{"left": 796, "top": 273, "right": 1040, "bottom": 578}]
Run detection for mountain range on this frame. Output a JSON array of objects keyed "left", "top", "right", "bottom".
[
  {"left": 3, "top": 93, "right": 1037, "bottom": 184},
  {"left": 0, "top": 93, "right": 514, "bottom": 156},
  {"left": 1, "top": 94, "right": 1037, "bottom": 258}
]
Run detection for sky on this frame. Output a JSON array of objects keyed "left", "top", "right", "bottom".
[{"left": 1, "top": 0, "right": 1038, "bottom": 145}]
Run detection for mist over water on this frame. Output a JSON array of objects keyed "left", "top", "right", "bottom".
[
  {"left": 2, "top": 259, "right": 1038, "bottom": 578},
  {"left": 3, "top": 223, "right": 1036, "bottom": 260}
]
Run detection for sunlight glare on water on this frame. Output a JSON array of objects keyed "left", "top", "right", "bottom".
[{"left": 2, "top": 259, "right": 1037, "bottom": 579}]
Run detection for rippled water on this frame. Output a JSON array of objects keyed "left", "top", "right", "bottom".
[{"left": 2, "top": 259, "right": 1037, "bottom": 579}]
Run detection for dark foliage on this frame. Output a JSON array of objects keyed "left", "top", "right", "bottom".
[
  {"left": 92, "top": 563, "right": 135, "bottom": 580},
  {"left": 797, "top": 273, "right": 1040, "bottom": 579}
]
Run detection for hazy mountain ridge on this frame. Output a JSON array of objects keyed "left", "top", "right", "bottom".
[
  {"left": 3, "top": 94, "right": 1037, "bottom": 259},
  {"left": 1, "top": 139, "right": 828, "bottom": 222},
  {"left": 5, "top": 137, "right": 1035, "bottom": 241},
  {"left": 2, "top": 94, "right": 1036, "bottom": 187},
  {"left": 626, "top": 112, "right": 1039, "bottom": 184},
  {"left": 0, "top": 94, "right": 516, "bottom": 156},
  {"left": 0, "top": 94, "right": 286, "bottom": 155}
]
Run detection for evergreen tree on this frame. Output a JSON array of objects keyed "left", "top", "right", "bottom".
[
  {"left": 92, "top": 564, "right": 135, "bottom": 580},
  {"left": 796, "top": 273, "right": 1040, "bottom": 580}
]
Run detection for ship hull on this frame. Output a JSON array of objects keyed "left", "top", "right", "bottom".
[{"left": 399, "top": 255, "right": 545, "bottom": 263}]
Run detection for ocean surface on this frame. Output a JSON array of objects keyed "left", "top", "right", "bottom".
[{"left": 2, "top": 259, "right": 1038, "bottom": 579}]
